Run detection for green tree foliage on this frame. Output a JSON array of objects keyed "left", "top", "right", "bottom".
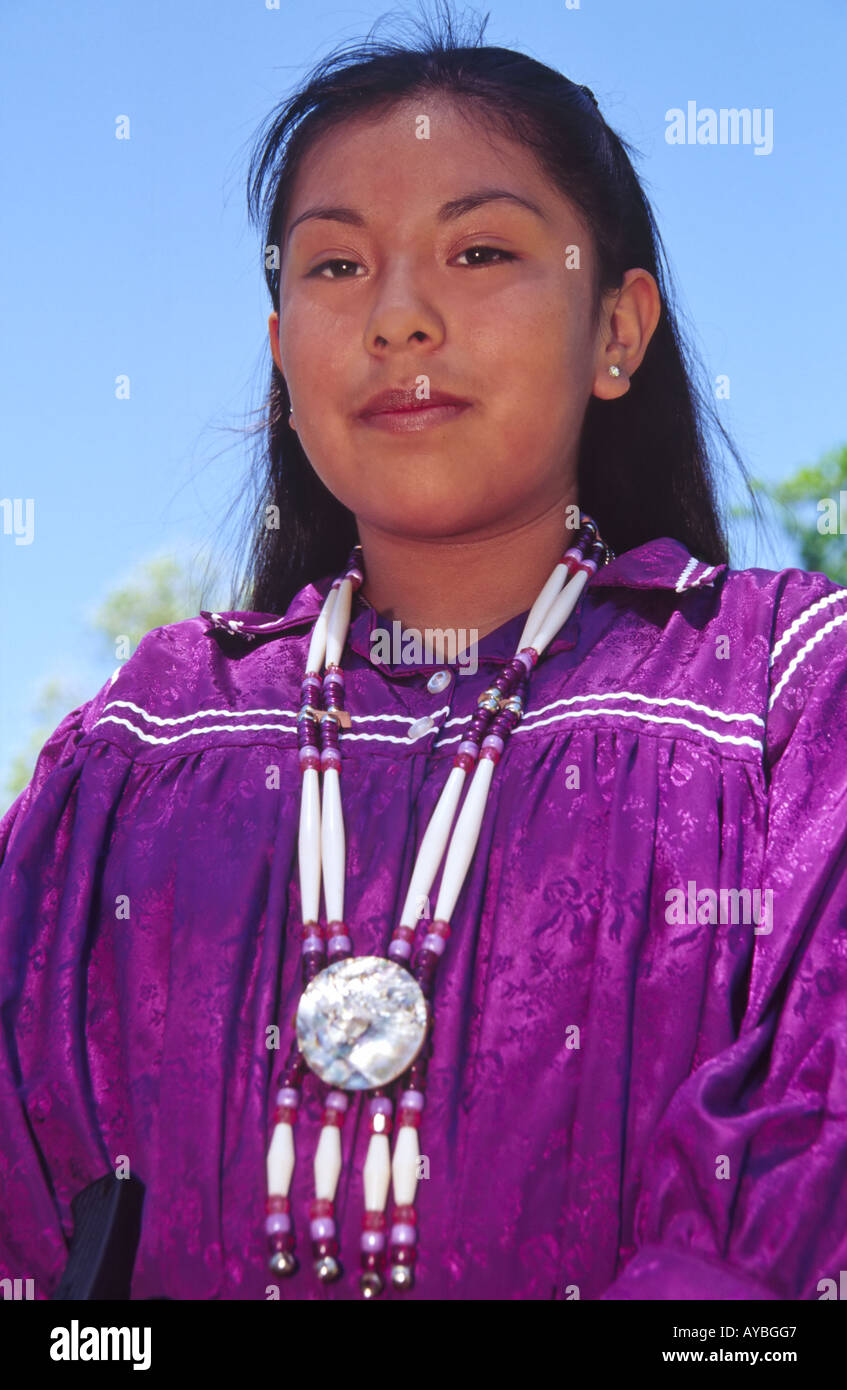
[
  {"left": 4, "top": 551, "right": 222, "bottom": 806},
  {"left": 731, "top": 444, "right": 847, "bottom": 585}
]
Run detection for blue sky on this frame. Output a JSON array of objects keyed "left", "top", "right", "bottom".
[{"left": 1, "top": 0, "right": 845, "bottom": 800}]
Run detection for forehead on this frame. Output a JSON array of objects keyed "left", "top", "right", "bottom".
[{"left": 284, "top": 94, "right": 570, "bottom": 229}]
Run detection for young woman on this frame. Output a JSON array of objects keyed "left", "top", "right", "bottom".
[{"left": 2, "top": 16, "right": 846, "bottom": 1303}]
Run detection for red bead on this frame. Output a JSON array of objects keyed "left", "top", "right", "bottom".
[
  {"left": 266, "top": 1194, "right": 290, "bottom": 1214},
  {"left": 301, "top": 922, "right": 325, "bottom": 940},
  {"left": 397, "top": 1108, "right": 422, "bottom": 1128},
  {"left": 392, "top": 924, "right": 416, "bottom": 944},
  {"left": 309, "top": 1197, "right": 334, "bottom": 1219},
  {"left": 279, "top": 1057, "right": 306, "bottom": 1087},
  {"left": 429, "top": 920, "right": 451, "bottom": 940},
  {"left": 273, "top": 1105, "right": 299, "bottom": 1125},
  {"left": 322, "top": 1108, "right": 344, "bottom": 1128},
  {"left": 389, "top": 1245, "right": 417, "bottom": 1265},
  {"left": 393, "top": 1206, "right": 417, "bottom": 1224},
  {"left": 363, "top": 1210, "right": 387, "bottom": 1230}
]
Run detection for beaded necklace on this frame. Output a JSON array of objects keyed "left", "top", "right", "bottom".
[{"left": 264, "top": 512, "right": 613, "bottom": 1297}]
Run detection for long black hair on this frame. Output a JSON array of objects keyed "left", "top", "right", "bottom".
[{"left": 226, "top": 1, "right": 765, "bottom": 615}]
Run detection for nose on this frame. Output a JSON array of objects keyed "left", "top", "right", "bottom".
[{"left": 364, "top": 260, "right": 445, "bottom": 352}]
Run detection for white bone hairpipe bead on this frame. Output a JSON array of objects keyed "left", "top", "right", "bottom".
[{"left": 267, "top": 1121, "right": 295, "bottom": 1196}]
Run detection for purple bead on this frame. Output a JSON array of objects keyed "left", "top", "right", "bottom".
[
  {"left": 399, "top": 1089, "right": 424, "bottom": 1109},
  {"left": 265, "top": 1212, "right": 292, "bottom": 1235},
  {"left": 388, "top": 938, "right": 412, "bottom": 962},
  {"left": 325, "top": 1090, "right": 349, "bottom": 1112},
  {"left": 422, "top": 933, "right": 446, "bottom": 956},
  {"left": 276, "top": 1087, "right": 300, "bottom": 1107},
  {"left": 327, "top": 934, "right": 352, "bottom": 955},
  {"left": 360, "top": 1230, "right": 386, "bottom": 1253},
  {"left": 457, "top": 739, "right": 478, "bottom": 758},
  {"left": 389, "top": 1223, "right": 417, "bottom": 1246},
  {"left": 310, "top": 1217, "right": 336, "bottom": 1241},
  {"left": 368, "top": 1095, "right": 392, "bottom": 1117},
  {"left": 481, "top": 734, "right": 505, "bottom": 754}
]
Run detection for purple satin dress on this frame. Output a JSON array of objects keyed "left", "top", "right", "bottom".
[{"left": 2, "top": 536, "right": 846, "bottom": 1300}]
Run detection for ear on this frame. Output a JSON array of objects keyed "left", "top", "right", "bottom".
[
  {"left": 590, "top": 269, "right": 662, "bottom": 400},
  {"left": 268, "top": 311, "right": 283, "bottom": 374}
]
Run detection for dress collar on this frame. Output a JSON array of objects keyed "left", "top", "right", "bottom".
[{"left": 200, "top": 536, "right": 727, "bottom": 670}]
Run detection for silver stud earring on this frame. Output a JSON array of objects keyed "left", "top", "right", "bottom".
[{"left": 608, "top": 364, "right": 621, "bottom": 378}]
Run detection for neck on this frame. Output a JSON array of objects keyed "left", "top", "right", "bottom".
[{"left": 355, "top": 497, "right": 582, "bottom": 647}]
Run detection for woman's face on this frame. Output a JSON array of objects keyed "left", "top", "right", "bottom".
[{"left": 271, "top": 94, "right": 613, "bottom": 540}]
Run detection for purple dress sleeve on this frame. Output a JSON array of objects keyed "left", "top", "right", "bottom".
[
  {"left": 601, "top": 570, "right": 847, "bottom": 1300},
  {"left": 0, "top": 676, "right": 116, "bottom": 1296}
]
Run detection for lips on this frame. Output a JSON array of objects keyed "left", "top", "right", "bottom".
[{"left": 358, "top": 386, "right": 471, "bottom": 417}]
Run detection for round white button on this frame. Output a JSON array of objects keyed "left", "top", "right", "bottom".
[
  {"left": 426, "top": 670, "right": 451, "bottom": 693},
  {"left": 408, "top": 716, "right": 435, "bottom": 739}
]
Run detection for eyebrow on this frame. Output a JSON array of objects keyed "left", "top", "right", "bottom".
[{"left": 284, "top": 188, "right": 548, "bottom": 246}]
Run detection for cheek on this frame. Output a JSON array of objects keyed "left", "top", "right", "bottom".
[
  {"left": 278, "top": 294, "right": 329, "bottom": 362},
  {"left": 485, "top": 336, "right": 591, "bottom": 465},
  {"left": 487, "top": 312, "right": 587, "bottom": 418},
  {"left": 279, "top": 310, "right": 316, "bottom": 375},
  {"left": 478, "top": 282, "right": 587, "bottom": 375}
]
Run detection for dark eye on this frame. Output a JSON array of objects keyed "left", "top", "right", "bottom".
[
  {"left": 308, "top": 246, "right": 518, "bottom": 278},
  {"left": 309, "top": 258, "right": 363, "bottom": 279},
  {"left": 454, "top": 245, "right": 517, "bottom": 267}
]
